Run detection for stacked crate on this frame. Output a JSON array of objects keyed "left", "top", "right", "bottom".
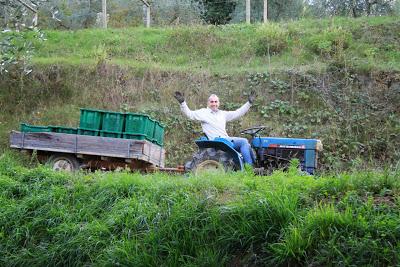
[
  {"left": 20, "top": 123, "right": 53, "bottom": 133},
  {"left": 123, "top": 113, "right": 165, "bottom": 145},
  {"left": 20, "top": 108, "right": 165, "bottom": 146},
  {"left": 20, "top": 123, "right": 77, "bottom": 134},
  {"left": 124, "top": 113, "right": 154, "bottom": 142},
  {"left": 100, "top": 111, "right": 125, "bottom": 138},
  {"left": 153, "top": 121, "right": 164, "bottom": 146},
  {"left": 78, "top": 108, "right": 103, "bottom": 136}
]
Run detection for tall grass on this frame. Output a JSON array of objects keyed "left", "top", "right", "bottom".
[
  {"left": 30, "top": 16, "right": 400, "bottom": 73},
  {"left": 1, "top": 153, "right": 399, "bottom": 265}
]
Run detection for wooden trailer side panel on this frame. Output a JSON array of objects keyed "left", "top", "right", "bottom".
[
  {"left": 9, "top": 131, "right": 165, "bottom": 167},
  {"left": 10, "top": 131, "right": 76, "bottom": 153},
  {"left": 77, "top": 134, "right": 131, "bottom": 158}
]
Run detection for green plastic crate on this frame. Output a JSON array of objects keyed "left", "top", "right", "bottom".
[
  {"left": 79, "top": 108, "right": 104, "bottom": 130},
  {"left": 100, "top": 130, "right": 121, "bottom": 138},
  {"left": 122, "top": 133, "right": 148, "bottom": 141},
  {"left": 125, "top": 113, "right": 155, "bottom": 139},
  {"left": 20, "top": 123, "right": 52, "bottom": 133},
  {"left": 102, "top": 111, "right": 125, "bottom": 132},
  {"left": 52, "top": 126, "right": 78, "bottom": 134},
  {"left": 145, "top": 118, "right": 156, "bottom": 140},
  {"left": 78, "top": 128, "right": 99, "bottom": 136},
  {"left": 153, "top": 121, "right": 165, "bottom": 146}
]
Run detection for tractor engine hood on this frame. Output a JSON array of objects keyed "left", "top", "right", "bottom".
[{"left": 252, "top": 137, "right": 323, "bottom": 151}]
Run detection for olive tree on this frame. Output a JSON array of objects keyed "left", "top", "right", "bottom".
[
  {"left": 192, "top": 0, "right": 237, "bottom": 24},
  {"left": 0, "top": 0, "right": 46, "bottom": 75},
  {"left": 305, "top": 0, "right": 395, "bottom": 17}
]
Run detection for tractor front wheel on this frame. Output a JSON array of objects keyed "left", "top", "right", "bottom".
[{"left": 185, "top": 148, "right": 237, "bottom": 175}]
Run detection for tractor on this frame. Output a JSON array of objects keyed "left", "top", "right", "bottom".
[{"left": 184, "top": 126, "right": 323, "bottom": 175}]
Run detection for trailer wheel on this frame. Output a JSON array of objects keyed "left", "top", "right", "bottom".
[
  {"left": 47, "top": 154, "right": 80, "bottom": 172},
  {"left": 185, "top": 148, "right": 237, "bottom": 175}
]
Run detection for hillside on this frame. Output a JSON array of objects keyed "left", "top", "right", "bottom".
[
  {"left": 0, "top": 16, "right": 399, "bottom": 170},
  {"left": 34, "top": 16, "right": 400, "bottom": 73},
  {"left": 1, "top": 153, "right": 400, "bottom": 266},
  {"left": 1, "top": 16, "right": 400, "bottom": 266}
]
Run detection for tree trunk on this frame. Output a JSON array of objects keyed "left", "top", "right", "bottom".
[
  {"left": 366, "top": 0, "right": 378, "bottom": 16},
  {"left": 351, "top": 0, "right": 358, "bottom": 17},
  {"left": 263, "top": 0, "right": 268, "bottom": 23}
]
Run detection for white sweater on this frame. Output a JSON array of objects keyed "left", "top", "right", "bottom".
[{"left": 180, "top": 101, "right": 251, "bottom": 139}]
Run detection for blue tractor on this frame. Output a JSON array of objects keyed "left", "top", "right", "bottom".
[{"left": 184, "top": 126, "right": 323, "bottom": 175}]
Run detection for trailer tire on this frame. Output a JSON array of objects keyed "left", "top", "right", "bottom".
[
  {"left": 47, "top": 154, "right": 80, "bottom": 172},
  {"left": 185, "top": 148, "right": 237, "bottom": 175}
]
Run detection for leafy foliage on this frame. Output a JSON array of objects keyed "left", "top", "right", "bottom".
[
  {"left": 0, "top": 0, "right": 46, "bottom": 75},
  {"left": 0, "top": 29, "right": 45, "bottom": 75},
  {"left": 305, "top": 26, "right": 352, "bottom": 57},
  {"left": 305, "top": 0, "right": 395, "bottom": 18},
  {"left": 230, "top": 0, "right": 304, "bottom": 23},
  {"left": 193, "top": 0, "right": 237, "bottom": 24},
  {"left": 255, "top": 23, "right": 289, "bottom": 55}
]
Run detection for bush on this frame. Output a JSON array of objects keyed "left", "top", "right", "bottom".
[
  {"left": 255, "top": 23, "right": 290, "bottom": 56},
  {"left": 305, "top": 26, "right": 352, "bottom": 57}
]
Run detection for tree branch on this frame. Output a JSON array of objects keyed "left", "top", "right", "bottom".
[{"left": 140, "top": 0, "right": 151, "bottom": 7}]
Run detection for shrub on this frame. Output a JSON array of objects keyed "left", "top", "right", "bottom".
[
  {"left": 305, "top": 26, "right": 352, "bottom": 58},
  {"left": 255, "top": 23, "right": 290, "bottom": 56}
]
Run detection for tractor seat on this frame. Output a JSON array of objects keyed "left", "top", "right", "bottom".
[{"left": 196, "top": 136, "right": 235, "bottom": 148}]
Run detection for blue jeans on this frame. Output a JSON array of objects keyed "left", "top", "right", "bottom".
[{"left": 229, "top": 137, "right": 253, "bottom": 166}]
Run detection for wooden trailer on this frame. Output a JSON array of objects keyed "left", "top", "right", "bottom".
[{"left": 9, "top": 131, "right": 174, "bottom": 172}]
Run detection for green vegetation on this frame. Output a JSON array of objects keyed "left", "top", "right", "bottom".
[
  {"left": 1, "top": 12, "right": 398, "bottom": 267},
  {"left": 1, "top": 153, "right": 399, "bottom": 265},
  {"left": 1, "top": 16, "right": 399, "bottom": 170},
  {"left": 31, "top": 16, "right": 400, "bottom": 73}
]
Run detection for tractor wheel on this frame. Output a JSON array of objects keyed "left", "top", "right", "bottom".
[
  {"left": 185, "top": 148, "right": 238, "bottom": 175},
  {"left": 47, "top": 154, "right": 80, "bottom": 172}
]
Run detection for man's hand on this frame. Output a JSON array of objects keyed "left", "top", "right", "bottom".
[
  {"left": 174, "top": 91, "right": 185, "bottom": 104},
  {"left": 248, "top": 91, "right": 256, "bottom": 104}
]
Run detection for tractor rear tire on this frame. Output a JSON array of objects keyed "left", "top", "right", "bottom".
[{"left": 185, "top": 148, "right": 238, "bottom": 175}]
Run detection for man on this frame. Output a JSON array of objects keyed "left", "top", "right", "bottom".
[{"left": 174, "top": 91, "right": 256, "bottom": 166}]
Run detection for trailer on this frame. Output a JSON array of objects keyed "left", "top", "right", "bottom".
[
  {"left": 9, "top": 127, "right": 322, "bottom": 175},
  {"left": 9, "top": 131, "right": 184, "bottom": 173}
]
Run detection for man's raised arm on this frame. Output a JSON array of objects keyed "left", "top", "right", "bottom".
[
  {"left": 225, "top": 91, "right": 256, "bottom": 122},
  {"left": 174, "top": 91, "right": 202, "bottom": 121}
]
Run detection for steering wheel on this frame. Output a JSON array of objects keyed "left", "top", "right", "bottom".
[{"left": 240, "top": 126, "right": 267, "bottom": 137}]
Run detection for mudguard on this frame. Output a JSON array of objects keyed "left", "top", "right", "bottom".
[{"left": 195, "top": 137, "right": 244, "bottom": 170}]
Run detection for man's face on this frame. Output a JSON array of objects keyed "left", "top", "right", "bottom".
[{"left": 208, "top": 96, "right": 220, "bottom": 112}]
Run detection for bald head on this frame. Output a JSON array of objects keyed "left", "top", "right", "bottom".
[{"left": 207, "top": 94, "right": 220, "bottom": 112}]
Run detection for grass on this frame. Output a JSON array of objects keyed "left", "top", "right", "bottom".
[
  {"left": 29, "top": 16, "right": 400, "bottom": 74},
  {"left": 1, "top": 152, "right": 400, "bottom": 265}
]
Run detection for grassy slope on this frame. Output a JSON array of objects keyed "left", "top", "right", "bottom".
[
  {"left": 33, "top": 16, "right": 400, "bottom": 73},
  {"left": 1, "top": 153, "right": 399, "bottom": 266},
  {"left": 1, "top": 16, "right": 399, "bottom": 168}
]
